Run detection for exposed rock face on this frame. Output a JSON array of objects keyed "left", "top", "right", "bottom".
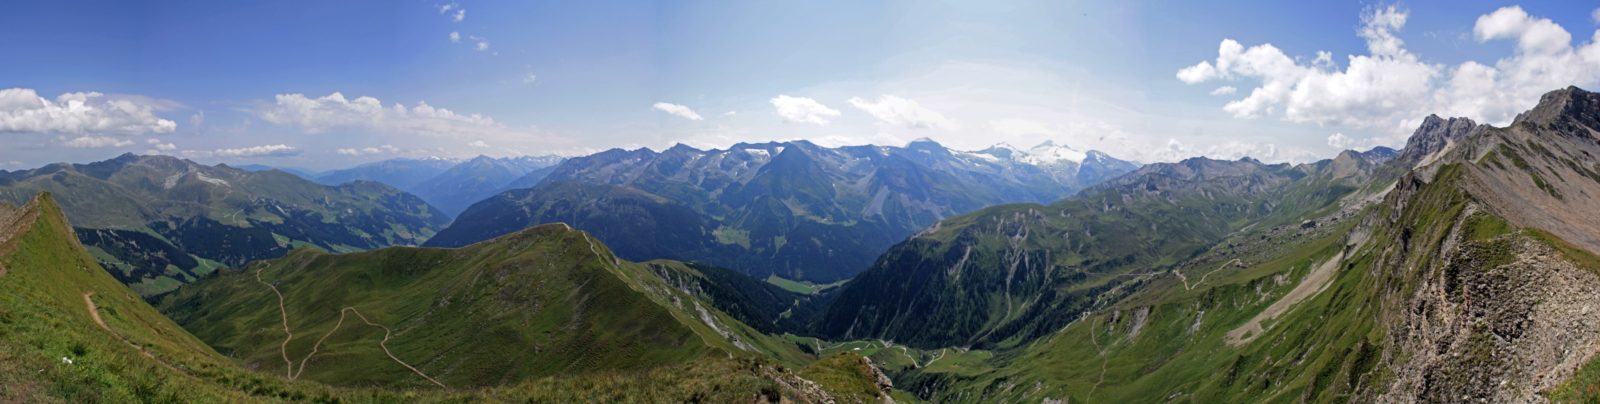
[
  {"left": 1396, "top": 115, "right": 1483, "bottom": 168},
  {"left": 1378, "top": 206, "right": 1600, "bottom": 402},
  {"left": 1457, "top": 87, "right": 1600, "bottom": 262},
  {"left": 1515, "top": 86, "right": 1600, "bottom": 131},
  {"left": 860, "top": 355, "right": 897, "bottom": 399},
  {"left": 1368, "top": 87, "right": 1600, "bottom": 401}
]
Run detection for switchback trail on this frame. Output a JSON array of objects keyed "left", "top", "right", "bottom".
[
  {"left": 1176, "top": 259, "right": 1243, "bottom": 291},
  {"left": 255, "top": 267, "right": 448, "bottom": 388},
  {"left": 253, "top": 266, "right": 296, "bottom": 379}
]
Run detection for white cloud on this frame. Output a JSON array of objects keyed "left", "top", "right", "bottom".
[
  {"left": 188, "top": 144, "right": 299, "bottom": 158},
  {"left": 335, "top": 144, "right": 399, "bottom": 156},
  {"left": 1210, "top": 86, "right": 1237, "bottom": 96},
  {"left": 522, "top": 72, "right": 538, "bottom": 84},
  {"left": 251, "top": 92, "right": 574, "bottom": 159},
  {"left": 1593, "top": 8, "right": 1600, "bottom": 24},
  {"left": 0, "top": 88, "right": 177, "bottom": 135},
  {"left": 141, "top": 138, "right": 178, "bottom": 152},
  {"left": 467, "top": 140, "right": 489, "bottom": 148},
  {"left": 1158, "top": 138, "right": 1320, "bottom": 164},
  {"left": 1176, "top": 6, "right": 1438, "bottom": 131},
  {"left": 723, "top": 110, "right": 737, "bottom": 116},
  {"left": 770, "top": 95, "right": 840, "bottom": 125},
  {"left": 1179, "top": 5, "right": 1600, "bottom": 136},
  {"left": 256, "top": 92, "right": 530, "bottom": 141},
  {"left": 449, "top": 32, "right": 461, "bottom": 43},
  {"left": 652, "top": 102, "right": 704, "bottom": 121},
  {"left": 60, "top": 135, "right": 134, "bottom": 148},
  {"left": 847, "top": 94, "right": 957, "bottom": 129},
  {"left": 1326, "top": 132, "right": 1353, "bottom": 149},
  {"left": 439, "top": 3, "right": 463, "bottom": 22}
]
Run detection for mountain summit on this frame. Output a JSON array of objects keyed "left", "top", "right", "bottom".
[{"left": 427, "top": 141, "right": 1139, "bottom": 282}]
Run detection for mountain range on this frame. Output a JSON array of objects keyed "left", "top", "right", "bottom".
[
  {"left": 818, "top": 86, "right": 1600, "bottom": 401},
  {"left": 8, "top": 87, "right": 1600, "bottom": 402},
  {"left": 425, "top": 139, "right": 1138, "bottom": 283},
  {"left": 0, "top": 154, "right": 448, "bottom": 296}
]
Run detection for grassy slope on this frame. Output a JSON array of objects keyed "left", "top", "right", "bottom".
[
  {"left": 160, "top": 223, "right": 820, "bottom": 388},
  {"left": 0, "top": 194, "right": 875, "bottom": 402},
  {"left": 0, "top": 156, "right": 448, "bottom": 297},
  {"left": 0, "top": 193, "right": 314, "bottom": 402},
  {"left": 897, "top": 161, "right": 1600, "bottom": 402},
  {"left": 818, "top": 157, "right": 1364, "bottom": 350}
]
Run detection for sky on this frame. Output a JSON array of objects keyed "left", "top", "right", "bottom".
[{"left": 2, "top": 0, "right": 1599, "bottom": 170}]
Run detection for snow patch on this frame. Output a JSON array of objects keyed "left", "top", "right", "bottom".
[{"left": 194, "top": 172, "right": 230, "bottom": 187}]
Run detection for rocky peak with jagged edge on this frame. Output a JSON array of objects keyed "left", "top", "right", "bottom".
[
  {"left": 1395, "top": 114, "right": 1482, "bottom": 168},
  {"left": 1514, "top": 86, "right": 1600, "bottom": 136}
]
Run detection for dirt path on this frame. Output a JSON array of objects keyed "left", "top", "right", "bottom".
[
  {"left": 254, "top": 268, "right": 447, "bottom": 388},
  {"left": 345, "top": 308, "right": 448, "bottom": 389},
  {"left": 253, "top": 267, "right": 296, "bottom": 379},
  {"left": 82, "top": 292, "right": 110, "bottom": 331},
  {"left": 1224, "top": 252, "right": 1342, "bottom": 346},
  {"left": 1177, "top": 259, "right": 1242, "bottom": 291},
  {"left": 81, "top": 292, "right": 181, "bottom": 372},
  {"left": 1087, "top": 318, "right": 1109, "bottom": 402},
  {"left": 292, "top": 307, "right": 351, "bottom": 379}
]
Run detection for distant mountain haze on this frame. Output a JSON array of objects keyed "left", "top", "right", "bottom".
[
  {"left": 312, "top": 155, "right": 564, "bottom": 217},
  {"left": 425, "top": 139, "right": 1139, "bottom": 282}
]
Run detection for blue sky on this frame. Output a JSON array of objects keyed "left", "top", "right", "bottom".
[{"left": 2, "top": 0, "right": 1598, "bottom": 169}]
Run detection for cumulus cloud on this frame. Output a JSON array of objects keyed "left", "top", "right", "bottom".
[
  {"left": 847, "top": 94, "right": 957, "bottom": 129},
  {"left": 449, "top": 32, "right": 461, "bottom": 43},
  {"left": 335, "top": 144, "right": 399, "bottom": 156},
  {"left": 0, "top": 88, "right": 177, "bottom": 135},
  {"left": 189, "top": 144, "right": 299, "bottom": 158},
  {"left": 1327, "top": 133, "right": 1351, "bottom": 148},
  {"left": 255, "top": 92, "right": 530, "bottom": 141},
  {"left": 1176, "top": 6, "right": 1438, "bottom": 131},
  {"left": 1210, "top": 86, "right": 1237, "bottom": 96},
  {"left": 474, "top": 38, "right": 489, "bottom": 51},
  {"left": 142, "top": 138, "right": 178, "bottom": 152},
  {"left": 652, "top": 102, "right": 704, "bottom": 120},
  {"left": 60, "top": 135, "right": 134, "bottom": 148},
  {"left": 770, "top": 95, "right": 840, "bottom": 125},
  {"left": 1179, "top": 5, "right": 1600, "bottom": 136}
]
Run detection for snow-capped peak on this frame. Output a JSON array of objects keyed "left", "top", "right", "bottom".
[{"left": 1021, "top": 140, "right": 1087, "bottom": 165}]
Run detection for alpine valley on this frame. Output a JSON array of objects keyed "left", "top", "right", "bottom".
[
  {"left": 5, "top": 86, "right": 1600, "bottom": 402},
  {"left": 13, "top": 1, "right": 1600, "bottom": 400}
]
